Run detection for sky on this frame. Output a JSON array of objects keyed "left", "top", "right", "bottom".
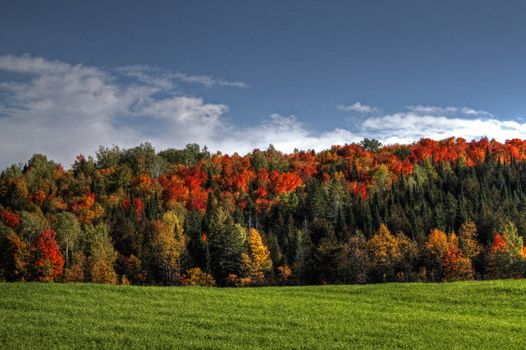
[{"left": 1, "top": 0, "right": 526, "bottom": 168}]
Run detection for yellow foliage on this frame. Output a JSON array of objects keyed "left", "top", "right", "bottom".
[
  {"left": 181, "top": 267, "right": 215, "bottom": 286},
  {"left": 368, "top": 224, "right": 401, "bottom": 267},
  {"left": 241, "top": 228, "right": 273, "bottom": 285},
  {"left": 90, "top": 259, "right": 118, "bottom": 284},
  {"left": 459, "top": 221, "right": 482, "bottom": 259},
  {"left": 248, "top": 228, "right": 272, "bottom": 274},
  {"left": 425, "top": 228, "right": 449, "bottom": 259},
  {"left": 151, "top": 218, "right": 187, "bottom": 283}
]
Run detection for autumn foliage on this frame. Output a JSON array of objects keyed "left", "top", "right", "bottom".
[
  {"left": 31, "top": 228, "right": 64, "bottom": 282},
  {"left": 2, "top": 139, "right": 526, "bottom": 285}
]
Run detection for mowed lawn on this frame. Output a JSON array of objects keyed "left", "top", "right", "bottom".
[{"left": 1, "top": 280, "right": 526, "bottom": 349}]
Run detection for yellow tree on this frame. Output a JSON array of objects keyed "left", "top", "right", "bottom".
[
  {"left": 422, "top": 228, "right": 449, "bottom": 281},
  {"left": 241, "top": 228, "right": 272, "bottom": 284},
  {"left": 368, "top": 224, "right": 400, "bottom": 282}
]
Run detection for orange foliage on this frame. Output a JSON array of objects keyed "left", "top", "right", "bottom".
[
  {"left": 159, "top": 174, "right": 189, "bottom": 206},
  {"left": 33, "top": 190, "right": 46, "bottom": 204},
  {"left": 349, "top": 181, "right": 368, "bottom": 200},
  {"left": 271, "top": 171, "right": 302, "bottom": 196}
]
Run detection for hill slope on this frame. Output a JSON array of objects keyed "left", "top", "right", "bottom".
[{"left": 1, "top": 280, "right": 525, "bottom": 349}]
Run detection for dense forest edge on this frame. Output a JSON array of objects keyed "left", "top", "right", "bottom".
[{"left": 2, "top": 137, "right": 526, "bottom": 286}]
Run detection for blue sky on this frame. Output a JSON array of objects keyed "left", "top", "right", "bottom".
[{"left": 1, "top": 0, "right": 526, "bottom": 167}]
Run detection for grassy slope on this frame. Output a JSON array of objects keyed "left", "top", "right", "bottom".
[{"left": 0, "top": 280, "right": 525, "bottom": 349}]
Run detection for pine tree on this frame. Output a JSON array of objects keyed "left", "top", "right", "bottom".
[{"left": 208, "top": 208, "right": 245, "bottom": 285}]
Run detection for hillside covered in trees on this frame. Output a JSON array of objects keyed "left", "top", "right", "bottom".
[{"left": 2, "top": 137, "right": 526, "bottom": 286}]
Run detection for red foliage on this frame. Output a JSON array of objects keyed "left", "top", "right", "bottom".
[
  {"left": 255, "top": 187, "right": 270, "bottom": 211},
  {"left": 32, "top": 228, "right": 64, "bottom": 281},
  {"left": 134, "top": 198, "right": 143, "bottom": 213},
  {"left": 121, "top": 197, "right": 144, "bottom": 219},
  {"left": 489, "top": 233, "right": 507, "bottom": 254},
  {"left": 1, "top": 210, "right": 20, "bottom": 228},
  {"left": 176, "top": 167, "right": 209, "bottom": 211},
  {"left": 256, "top": 187, "right": 268, "bottom": 198},
  {"left": 134, "top": 198, "right": 144, "bottom": 219}
]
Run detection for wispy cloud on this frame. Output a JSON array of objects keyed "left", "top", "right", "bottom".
[
  {"left": 116, "top": 64, "right": 248, "bottom": 89},
  {"left": 406, "top": 105, "right": 493, "bottom": 118},
  {"left": 337, "top": 102, "right": 378, "bottom": 113}
]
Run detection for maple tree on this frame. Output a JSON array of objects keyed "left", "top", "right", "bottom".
[{"left": 31, "top": 228, "right": 64, "bottom": 282}]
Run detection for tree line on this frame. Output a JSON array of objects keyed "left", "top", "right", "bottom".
[{"left": 2, "top": 137, "right": 526, "bottom": 286}]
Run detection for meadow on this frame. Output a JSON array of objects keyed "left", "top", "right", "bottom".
[{"left": 1, "top": 280, "right": 525, "bottom": 349}]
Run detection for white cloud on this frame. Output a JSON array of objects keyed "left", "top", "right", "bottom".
[
  {"left": 362, "top": 112, "right": 526, "bottom": 144},
  {"left": 338, "top": 102, "right": 378, "bottom": 113},
  {"left": 0, "top": 55, "right": 356, "bottom": 168}
]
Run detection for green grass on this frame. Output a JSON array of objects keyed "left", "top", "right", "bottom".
[{"left": 1, "top": 280, "right": 526, "bottom": 349}]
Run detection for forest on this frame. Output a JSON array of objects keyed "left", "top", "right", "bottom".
[{"left": 2, "top": 137, "right": 526, "bottom": 286}]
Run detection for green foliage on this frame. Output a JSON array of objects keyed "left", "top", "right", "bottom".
[
  {"left": 18, "top": 211, "right": 48, "bottom": 242},
  {"left": 360, "top": 138, "right": 382, "bottom": 153},
  {"left": 208, "top": 208, "right": 245, "bottom": 285},
  {"left": 159, "top": 143, "right": 210, "bottom": 167}
]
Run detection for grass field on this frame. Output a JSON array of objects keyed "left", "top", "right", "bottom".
[{"left": 1, "top": 280, "right": 525, "bottom": 349}]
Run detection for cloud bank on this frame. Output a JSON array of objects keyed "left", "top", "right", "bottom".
[{"left": 0, "top": 55, "right": 525, "bottom": 169}]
